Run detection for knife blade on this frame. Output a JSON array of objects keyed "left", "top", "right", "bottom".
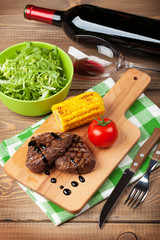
[{"left": 99, "top": 127, "right": 160, "bottom": 229}]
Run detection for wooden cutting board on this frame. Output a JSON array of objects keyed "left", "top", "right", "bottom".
[{"left": 4, "top": 69, "right": 151, "bottom": 214}]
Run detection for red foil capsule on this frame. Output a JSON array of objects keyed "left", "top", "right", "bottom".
[{"left": 24, "top": 5, "right": 55, "bottom": 24}]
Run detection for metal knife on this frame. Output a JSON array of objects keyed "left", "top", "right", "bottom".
[{"left": 99, "top": 127, "right": 160, "bottom": 229}]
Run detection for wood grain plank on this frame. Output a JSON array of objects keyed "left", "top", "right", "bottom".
[{"left": 0, "top": 222, "right": 159, "bottom": 240}]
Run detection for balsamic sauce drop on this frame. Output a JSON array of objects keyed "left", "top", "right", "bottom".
[
  {"left": 30, "top": 142, "right": 48, "bottom": 165},
  {"left": 45, "top": 170, "right": 50, "bottom": 175},
  {"left": 34, "top": 146, "right": 41, "bottom": 154},
  {"left": 39, "top": 143, "right": 46, "bottom": 149},
  {"left": 63, "top": 188, "right": 71, "bottom": 195},
  {"left": 42, "top": 155, "right": 48, "bottom": 163},
  {"left": 71, "top": 181, "right": 79, "bottom": 187},
  {"left": 60, "top": 185, "right": 64, "bottom": 189},
  {"left": 70, "top": 158, "right": 78, "bottom": 167},
  {"left": 50, "top": 178, "right": 57, "bottom": 183},
  {"left": 28, "top": 140, "right": 37, "bottom": 147},
  {"left": 51, "top": 132, "right": 62, "bottom": 141},
  {"left": 79, "top": 175, "right": 85, "bottom": 183}
]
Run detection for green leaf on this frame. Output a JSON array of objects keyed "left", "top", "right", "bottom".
[{"left": 95, "top": 115, "right": 112, "bottom": 126}]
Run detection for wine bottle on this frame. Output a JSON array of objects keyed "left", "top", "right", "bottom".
[{"left": 24, "top": 4, "right": 160, "bottom": 54}]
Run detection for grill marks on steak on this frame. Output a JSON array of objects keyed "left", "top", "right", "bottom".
[
  {"left": 26, "top": 132, "right": 95, "bottom": 174},
  {"left": 26, "top": 132, "right": 75, "bottom": 173},
  {"left": 55, "top": 135, "right": 95, "bottom": 174}
]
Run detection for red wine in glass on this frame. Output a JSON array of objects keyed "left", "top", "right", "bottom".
[{"left": 68, "top": 35, "right": 160, "bottom": 87}]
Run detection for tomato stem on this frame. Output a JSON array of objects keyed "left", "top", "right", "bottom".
[{"left": 95, "top": 115, "right": 112, "bottom": 126}]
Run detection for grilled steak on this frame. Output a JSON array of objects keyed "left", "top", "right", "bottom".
[
  {"left": 26, "top": 132, "right": 75, "bottom": 173},
  {"left": 55, "top": 134, "right": 95, "bottom": 174}
]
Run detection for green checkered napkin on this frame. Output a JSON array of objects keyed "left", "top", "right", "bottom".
[{"left": 0, "top": 77, "right": 160, "bottom": 225}]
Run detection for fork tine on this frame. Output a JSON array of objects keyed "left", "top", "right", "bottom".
[
  {"left": 124, "top": 155, "right": 155, "bottom": 208},
  {"left": 124, "top": 188, "right": 136, "bottom": 205},
  {"left": 127, "top": 189, "right": 139, "bottom": 207},
  {"left": 133, "top": 190, "right": 149, "bottom": 209},
  {"left": 124, "top": 188, "right": 135, "bottom": 205},
  {"left": 130, "top": 190, "right": 144, "bottom": 208}
]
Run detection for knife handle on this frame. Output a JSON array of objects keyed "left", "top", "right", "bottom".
[
  {"left": 151, "top": 142, "right": 160, "bottom": 162},
  {"left": 129, "top": 128, "right": 160, "bottom": 173}
]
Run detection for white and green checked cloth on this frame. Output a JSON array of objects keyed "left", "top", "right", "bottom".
[{"left": 0, "top": 77, "right": 160, "bottom": 225}]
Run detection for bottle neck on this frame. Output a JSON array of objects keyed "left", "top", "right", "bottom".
[{"left": 24, "top": 5, "right": 63, "bottom": 27}]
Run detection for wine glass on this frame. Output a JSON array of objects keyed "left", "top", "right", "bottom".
[{"left": 67, "top": 35, "right": 160, "bottom": 88}]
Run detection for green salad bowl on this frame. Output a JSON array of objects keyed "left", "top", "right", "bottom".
[{"left": 0, "top": 42, "right": 73, "bottom": 116}]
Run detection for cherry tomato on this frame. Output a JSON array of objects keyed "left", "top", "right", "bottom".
[{"left": 88, "top": 116, "right": 118, "bottom": 148}]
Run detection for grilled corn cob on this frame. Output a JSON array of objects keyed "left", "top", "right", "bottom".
[{"left": 51, "top": 91, "right": 105, "bottom": 131}]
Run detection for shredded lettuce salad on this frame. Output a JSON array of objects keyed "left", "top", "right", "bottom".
[{"left": 0, "top": 42, "right": 68, "bottom": 101}]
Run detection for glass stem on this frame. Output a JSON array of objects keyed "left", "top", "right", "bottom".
[{"left": 124, "top": 60, "right": 160, "bottom": 72}]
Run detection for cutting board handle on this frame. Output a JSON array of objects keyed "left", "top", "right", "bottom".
[{"left": 103, "top": 69, "right": 151, "bottom": 119}]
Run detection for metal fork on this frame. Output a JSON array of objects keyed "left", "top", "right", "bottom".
[{"left": 124, "top": 142, "right": 160, "bottom": 208}]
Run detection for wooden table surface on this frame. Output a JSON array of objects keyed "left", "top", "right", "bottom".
[{"left": 0, "top": 0, "right": 160, "bottom": 239}]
